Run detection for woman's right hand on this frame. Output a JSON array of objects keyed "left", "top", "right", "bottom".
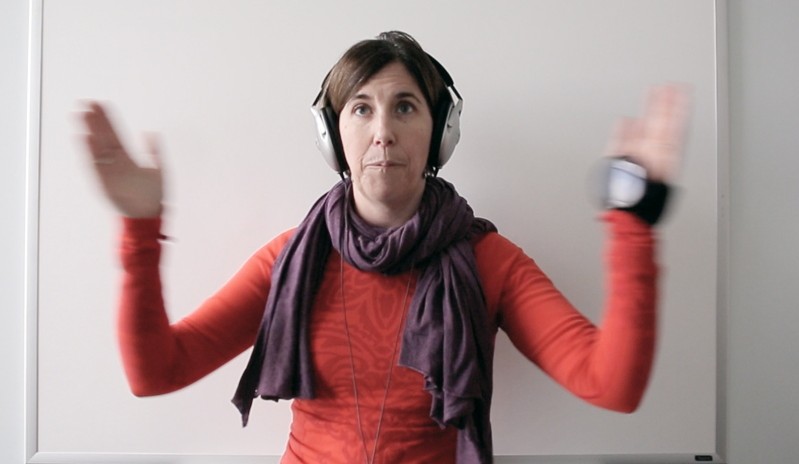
[{"left": 79, "top": 101, "right": 164, "bottom": 218}]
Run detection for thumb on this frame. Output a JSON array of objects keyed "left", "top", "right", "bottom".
[{"left": 142, "top": 132, "right": 163, "bottom": 169}]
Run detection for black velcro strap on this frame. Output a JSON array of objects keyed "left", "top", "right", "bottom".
[{"left": 618, "top": 181, "right": 671, "bottom": 225}]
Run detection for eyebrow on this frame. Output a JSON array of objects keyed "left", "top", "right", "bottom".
[{"left": 349, "top": 90, "right": 425, "bottom": 103}]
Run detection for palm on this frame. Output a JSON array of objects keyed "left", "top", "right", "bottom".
[
  {"left": 607, "top": 84, "right": 690, "bottom": 183},
  {"left": 80, "top": 102, "right": 164, "bottom": 218}
]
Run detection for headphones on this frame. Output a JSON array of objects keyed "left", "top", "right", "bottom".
[{"left": 310, "top": 54, "right": 463, "bottom": 177}]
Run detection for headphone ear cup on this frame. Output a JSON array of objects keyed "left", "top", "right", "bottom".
[
  {"left": 311, "top": 104, "right": 347, "bottom": 173},
  {"left": 322, "top": 107, "right": 347, "bottom": 173},
  {"left": 430, "top": 96, "right": 462, "bottom": 170}
]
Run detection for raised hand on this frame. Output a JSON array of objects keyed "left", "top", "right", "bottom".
[
  {"left": 606, "top": 84, "right": 690, "bottom": 183},
  {"left": 79, "top": 102, "right": 164, "bottom": 218}
]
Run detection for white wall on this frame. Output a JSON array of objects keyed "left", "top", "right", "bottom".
[
  {"left": 34, "top": 1, "right": 718, "bottom": 461},
  {"left": 0, "top": 0, "right": 29, "bottom": 462},
  {"left": 3, "top": 1, "right": 799, "bottom": 463},
  {"left": 726, "top": 1, "right": 799, "bottom": 462}
]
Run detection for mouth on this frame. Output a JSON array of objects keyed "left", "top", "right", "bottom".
[{"left": 365, "top": 159, "right": 404, "bottom": 168}]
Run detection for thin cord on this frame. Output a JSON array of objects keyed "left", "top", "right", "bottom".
[
  {"left": 338, "top": 180, "right": 415, "bottom": 463},
  {"left": 340, "top": 261, "right": 413, "bottom": 464},
  {"left": 339, "top": 256, "right": 370, "bottom": 463},
  {"left": 369, "top": 271, "right": 413, "bottom": 464},
  {"left": 339, "top": 256, "right": 413, "bottom": 464},
  {"left": 339, "top": 181, "right": 370, "bottom": 462}
]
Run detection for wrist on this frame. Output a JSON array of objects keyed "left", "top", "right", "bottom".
[{"left": 596, "top": 156, "right": 671, "bottom": 226}]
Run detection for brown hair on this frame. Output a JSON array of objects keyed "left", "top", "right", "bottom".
[{"left": 321, "top": 31, "right": 448, "bottom": 116}]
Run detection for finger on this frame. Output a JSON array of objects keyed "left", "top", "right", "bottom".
[
  {"left": 142, "top": 132, "right": 163, "bottom": 170},
  {"left": 606, "top": 117, "right": 643, "bottom": 158},
  {"left": 82, "top": 101, "right": 126, "bottom": 152},
  {"left": 642, "top": 84, "right": 691, "bottom": 181},
  {"left": 640, "top": 84, "right": 690, "bottom": 156},
  {"left": 80, "top": 102, "right": 137, "bottom": 166},
  {"left": 84, "top": 134, "right": 129, "bottom": 167}
]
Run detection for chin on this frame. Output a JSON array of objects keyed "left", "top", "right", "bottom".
[{"left": 358, "top": 177, "right": 424, "bottom": 205}]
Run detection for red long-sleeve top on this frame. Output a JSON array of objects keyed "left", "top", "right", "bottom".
[{"left": 117, "top": 210, "right": 657, "bottom": 463}]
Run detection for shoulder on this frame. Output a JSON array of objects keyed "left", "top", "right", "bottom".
[
  {"left": 473, "top": 231, "right": 527, "bottom": 265},
  {"left": 267, "top": 228, "right": 297, "bottom": 252},
  {"left": 247, "top": 228, "right": 297, "bottom": 268},
  {"left": 472, "top": 232, "right": 539, "bottom": 309}
]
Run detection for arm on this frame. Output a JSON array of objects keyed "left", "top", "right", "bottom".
[
  {"left": 488, "top": 211, "right": 656, "bottom": 412},
  {"left": 488, "top": 84, "right": 688, "bottom": 411},
  {"left": 118, "top": 217, "right": 291, "bottom": 396},
  {"left": 77, "top": 101, "right": 289, "bottom": 395}
]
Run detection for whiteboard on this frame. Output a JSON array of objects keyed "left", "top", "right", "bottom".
[{"left": 30, "top": 0, "right": 723, "bottom": 462}]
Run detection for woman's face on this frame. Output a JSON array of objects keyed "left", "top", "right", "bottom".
[{"left": 339, "top": 61, "right": 433, "bottom": 226}]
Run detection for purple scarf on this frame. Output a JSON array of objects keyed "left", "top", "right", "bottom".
[{"left": 232, "top": 177, "right": 497, "bottom": 463}]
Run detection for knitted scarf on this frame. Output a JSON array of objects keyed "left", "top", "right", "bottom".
[{"left": 232, "top": 177, "right": 497, "bottom": 463}]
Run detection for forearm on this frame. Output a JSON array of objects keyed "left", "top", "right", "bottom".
[
  {"left": 582, "top": 210, "right": 657, "bottom": 411},
  {"left": 499, "top": 210, "right": 658, "bottom": 412},
  {"left": 117, "top": 217, "right": 282, "bottom": 396},
  {"left": 552, "top": 212, "right": 657, "bottom": 412},
  {"left": 117, "top": 217, "right": 187, "bottom": 395}
]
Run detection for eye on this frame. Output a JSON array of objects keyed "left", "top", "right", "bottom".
[
  {"left": 396, "top": 101, "right": 415, "bottom": 115},
  {"left": 353, "top": 104, "right": 371, "bottom": 116}
]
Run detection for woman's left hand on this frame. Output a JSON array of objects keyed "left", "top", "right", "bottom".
[{"left": 606, "top": 84, "right": 691, "bottom": 183}]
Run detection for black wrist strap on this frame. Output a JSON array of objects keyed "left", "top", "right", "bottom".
[{"left": 617, "top": 180, "right": 671, "bottom": 225}]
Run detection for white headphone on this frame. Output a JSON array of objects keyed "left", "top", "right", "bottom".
[{"left": 311, "top": 54, "right": 463, "bottom": 177}]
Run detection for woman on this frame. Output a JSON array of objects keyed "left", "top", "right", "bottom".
[{"left": 80, "top": 31, "right": 687, "bottom": 464}]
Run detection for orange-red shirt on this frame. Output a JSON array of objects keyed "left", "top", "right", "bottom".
[{"left": 117, "top": 210, "right": 657, "bottom": 463}]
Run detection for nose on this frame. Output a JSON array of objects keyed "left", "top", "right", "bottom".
[{"left": 373, "top": 111, "right": 396, "bottom": 147}]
